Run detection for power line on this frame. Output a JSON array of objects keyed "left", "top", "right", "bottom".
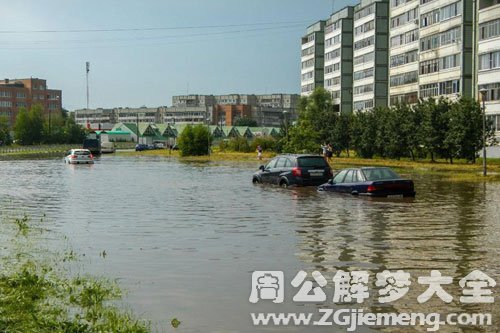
[{"left": 0, "top": 20, "right": 311, "bottom": 34}]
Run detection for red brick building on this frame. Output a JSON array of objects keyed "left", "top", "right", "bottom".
[
  {"left": 214, "top": 104, "right": 252, "bottom": 126},
  {"left": 0, "top": 78, "right": 62, "bottom": 125}
]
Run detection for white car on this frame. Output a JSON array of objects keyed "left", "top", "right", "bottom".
[{"left": 64, "top": 149, "right": 94, "bottom": 164}]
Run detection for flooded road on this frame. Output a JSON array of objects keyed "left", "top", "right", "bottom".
[{"left": 0, "top": 155, "right": 498, "bottom": 332}]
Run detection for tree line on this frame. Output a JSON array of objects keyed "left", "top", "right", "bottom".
[
  {"left": 283, "top": 88, "right": 496, "bottom": 163},
  {"left": 0, "top": 104, "right": 86, "bottom": 146}
]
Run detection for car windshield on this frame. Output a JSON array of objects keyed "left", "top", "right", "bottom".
[
  {"left": 362, "top": 168, "right": 400, "bottom": 181},
  {"left": 297, "top": 156, "right": 327, "bottom": 168}
]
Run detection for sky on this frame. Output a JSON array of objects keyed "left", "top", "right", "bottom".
[{"left": 1, "top": 0, "right": 356, "bottom": 110}]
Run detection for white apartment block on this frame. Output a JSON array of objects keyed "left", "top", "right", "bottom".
[
  {"left": 417, "top": 0, "right": 474, "bottom": 101},
  {"left": 301, "top": 20, "right": 326, "bottom": 96},
  {"left": 324, "top": 7, "right": 355, "bottom": 112},
  {"left": 114, "top": 107, "right": 160, "bottom": 123},
  {"left": 352, "top": 0, "right": 390, "bottom": 111},
  {"left": 388, "top": 0, "right": 420, "bottom": 105},
  {"left": 478, "top": 0, "right": 500, "bottom": 136}
]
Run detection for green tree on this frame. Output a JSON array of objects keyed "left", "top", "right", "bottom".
[
  {"left": 177, "top": 124, "right": 212, "bottom": 156},
  {"left": 0, "top": 116, "right": 12, "bottom": 145},
  {"left": 415, "top": 98, "right": 450, "bottom": 162},
  {"left": 330, "top": 112, "right": 352, "bottom": 157},
  {"left": 445, "top": 97, "right": 495, "bottom": 163},
  {"left": 284, "top": 88, "right": 336, "bottom": 153},
  {"left": 351, "top": 110, "right": 377, "bottom": 158},
  {"left": 14, "top": 105, "right": 44, "bottom": 145},
  {"left": 233, "top": 116, "right": 258, "bottom": 127}
]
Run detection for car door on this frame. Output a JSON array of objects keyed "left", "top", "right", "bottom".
[
  {"left": 328, "top": 170, "right": 349, "bottom": 192},
  {"left": 271, "top": 158, "right": 287, "bottom": 184},
  {"left": 260, "top": 158, "right": 277, "bottom": 184}
]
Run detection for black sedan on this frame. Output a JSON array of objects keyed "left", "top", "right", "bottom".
[{"left": 318, "top": 167, "right": 416, "bottom": 197}]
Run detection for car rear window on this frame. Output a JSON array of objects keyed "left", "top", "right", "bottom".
[
  {"left": 75, "top": 151, "right": 91, "bottom": 155},
  {"left": 297, "top": 156, "right": 328, "bottom": 168},
  {"left": 362, "top": 168, "right": 400, "bottom": 181}
]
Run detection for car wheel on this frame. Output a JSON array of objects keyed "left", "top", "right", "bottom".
[
  {"left": 279, "top": 180, "right": 289, "bottom": 188},
  {"left": 252, "top": 177, "right": 260, "bottom": 184}
]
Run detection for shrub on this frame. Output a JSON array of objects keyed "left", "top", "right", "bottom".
[{"left": 177, "top": 125, "right": 212, "bottom": 156}]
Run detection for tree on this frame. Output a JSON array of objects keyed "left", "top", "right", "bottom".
[
  {"left": 14, "top": 105, "right": 44, "bottom": 145},
  {"left": 0, "top": 116, "right": 12, "bottom": 145},
  {"left": 233, "top": 116, "right": 258, "bottom": 127},
  {"left": 351, "top": 110, "right": 377, "bottom": 158},
  {"left": 177, "top": 124, "right": 212, "bottom": 156},
  {"left": 330, "top": 112, "right": 351, "bottom": 157},
  {"left": 415, "top": 98, "right": 450, "bottom": 162}
]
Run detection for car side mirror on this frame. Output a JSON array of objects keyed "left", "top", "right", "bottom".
[{"left": 259, "top": 165, "right": 265, "bottom": 171}]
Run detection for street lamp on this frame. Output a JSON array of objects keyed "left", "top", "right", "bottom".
[
  {"left": 282, "top": 110, "right": 289, "bottom": 141},
  {"left": 479, "top": 88, "right": 487, "bottom": 176}
]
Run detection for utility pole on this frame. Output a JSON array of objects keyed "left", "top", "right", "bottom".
[
  {"left": 480, "top": 89, "right": 487, "bottom": 176},
  {"left": 86, "top": 62, "right": 90, "bottom": 109}
]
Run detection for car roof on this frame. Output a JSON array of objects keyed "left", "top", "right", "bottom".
[
  {"left": 71, "top": 149, "right": 90, "bottom": 152},
  {"left": 274, "top": 154, "right": 323, "bottom": 158}
]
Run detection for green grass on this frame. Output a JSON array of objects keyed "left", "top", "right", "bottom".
[
  {"left": 117, "top": 148, "right": 500, "bottom": 182},
  {"left": 0, "top": 215, "right": 161, "bottom": 333}
]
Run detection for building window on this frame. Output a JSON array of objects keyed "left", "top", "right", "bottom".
[
  {"left": 390, "top": 70, "right": 419, "bottom": 86},
  {"left": 325, "top": 35, "right": 341, "bottom": 47},
  {"left": 354, "top": 4, "right": 375, "bottom": 20},
  {"left": 0, "top": 101, "right": 13, "bottom": 107},
  {"left": 479, "top": 18, "right": 500, "bottom": 40},
  {"left": 16, "top": 92, "right": 27, "bottom": 99},
  {"left": 325, "top": 49, "right": 341, "bottom": 60},
  {"left": 390, "top": 92, "right": 418, "bottom": 105},
  {"left": 391, "top": 8, "right": 419, "bottom": 28},
  {"left": 390, "top": 49, "right": 419, "bottom": 67},
  {"left": 354, "top": 36, "right": 375, "bottom": 50},
  {"left": 331, "top": 90, "right": 341, "bottom": 99},
  {"left": 301, "top": 46, "right": 315, "bottom": 57},
  {"left": 0, "top": 91, "right": 12, "bottom": 98},
  {"left": 440, "top": 53, "right": 461, "bottom": 70},
  {"left": 420, "top": 1, "right": 461, "bottom": 27},
  {"left": 354, "top": 20, "right": 375, "bottom": 35},
  {"left": 439, "top": 79, "right": 460, "bottom": 95},
  {"left": 353, "top": 99, "right": 374, "bottom": 110},
  {"left": 354, "top": 52, "right": 375, "bottom": 65},
  {"left": 301, "top": 71, "right": 314, "bottom": 81},
  {"left": 353, "top": 84, "right": 374, "bottom": 95},
  {"left": 479, "top": 51, "right": 500, "bottom": 70},
  {"left": 420, "top": 27, "right": 461, "bottom": 51},
  {"left": 479, "top": 82, "right": 500, "bottom": 101},
  {"left": 353, "top": 68, "right": 374, "bottom": 80},
  {"left": 420, "top": 83, "right": 439, "bottom": 98},
  {"left": 391, "top": 29, "right": 419, "bottom": 47},
  {"left": 420, "top": 58, "right": 440, "bottom": 74},
  {"left": 421, "top": 0, "right": 437, "bottom": 4}
]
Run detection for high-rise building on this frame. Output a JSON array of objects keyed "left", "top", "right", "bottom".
[
  {"left": 417, "top": 0, "right": 474, "bottom": 101},
  {"left": 300, "top": 20, "right": 326, "bottom": 96},
  {"left": 324, "top": 7, "right": 355, "bottom": 113},
  {"left": 0, "top": 78, "right": 62, "bottom": 126},
  {"left": 477, "top": 0, "right": 500, "bottom": 136},
  {"left": 352, "top": 0, "right": 390, "bottom": 111}
]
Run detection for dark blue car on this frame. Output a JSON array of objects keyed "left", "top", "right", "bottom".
[{"left": 318, "top": 167, "right": 416, "bottom": 197}]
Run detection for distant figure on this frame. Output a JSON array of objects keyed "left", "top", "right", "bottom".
[
  {"left": 321, "top": 143, "right": 328, "bottom": 157},
  {"left": 326, "top": 143, "right": 333, "bottom": 164},
  {"left": 257, "top": 145, "right": 263, "bottom": 160}
]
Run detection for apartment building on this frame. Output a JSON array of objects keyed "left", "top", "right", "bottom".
[
  {"left": 324, "top": 7, "right": 355, "bottom": 112},
  {"left": 0, "top": 78, "right": 62, "bottom": 125},
  {"left": 73, "top": 108, "right": 115, "bottom": 130},
  {"left": 388, "top": 0, "right": 420, "bottom": 105},
  {"left": 417, "top": 0, "right": 474, "bottom": 101},
  {"left": 300, "top": 20, "right": 326, "bottom": 96},
  {"left": 477, "top": 0, "right": 500, "bottom": 136},
  {"left": 352, "top": 0, "right": 390, "bottom": 111}
]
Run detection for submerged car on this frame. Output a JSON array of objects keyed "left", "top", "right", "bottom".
[
  {"left": 318, "top": 167, "right": 415, "bottom": 197},
  {"left": 135, "top": 144, "right": 149, "bottom": 151},
  {"left": 64, "top": 149, "right": 94, "bottom": 164},
  {"left": 252, "top": 154, "right": 332, "bottom": 188}
]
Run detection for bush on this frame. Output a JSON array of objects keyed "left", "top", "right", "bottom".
[
  {"left": 177, "top": 125, "right": 212, "bottom": 156},
  {"left": 227, "top": 137, "right": 252, "bottom": 152}
]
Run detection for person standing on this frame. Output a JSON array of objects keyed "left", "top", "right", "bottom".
[
  {"left": 257, "top": 145, "right": 263, "bottom": 160},
  {"left": 326, "top": 143, "right": 333, "bottom": 164}
]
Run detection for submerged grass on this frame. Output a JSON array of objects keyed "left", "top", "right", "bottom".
[
  {"left": 117, "top": 149, "right": 500, "bottom": 182},
  {"left": 0, "top": 214, "right": 155, "bottom": 333}
]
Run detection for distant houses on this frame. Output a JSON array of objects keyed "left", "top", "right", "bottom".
[{"left": 102, "top": 123, "right": 281, "bottom": 145}]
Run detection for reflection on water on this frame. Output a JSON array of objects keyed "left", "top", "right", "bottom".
[{"left": 0, "top": 156, "right": 498, "bottom": 332}]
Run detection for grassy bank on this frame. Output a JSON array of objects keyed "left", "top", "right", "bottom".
[
  {"left": 0, "top": 144, "right": 73, "bottom": 160},
  {"left": 116, "top": 149, "right": 500, "bottom": 182},
  {"left": 0, "top": 214, "right": 157, "bottom": 332}
]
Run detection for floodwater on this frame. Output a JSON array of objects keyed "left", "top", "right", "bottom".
[{"left": 0, "top": 155, "right": 498, "bottom": 332}]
